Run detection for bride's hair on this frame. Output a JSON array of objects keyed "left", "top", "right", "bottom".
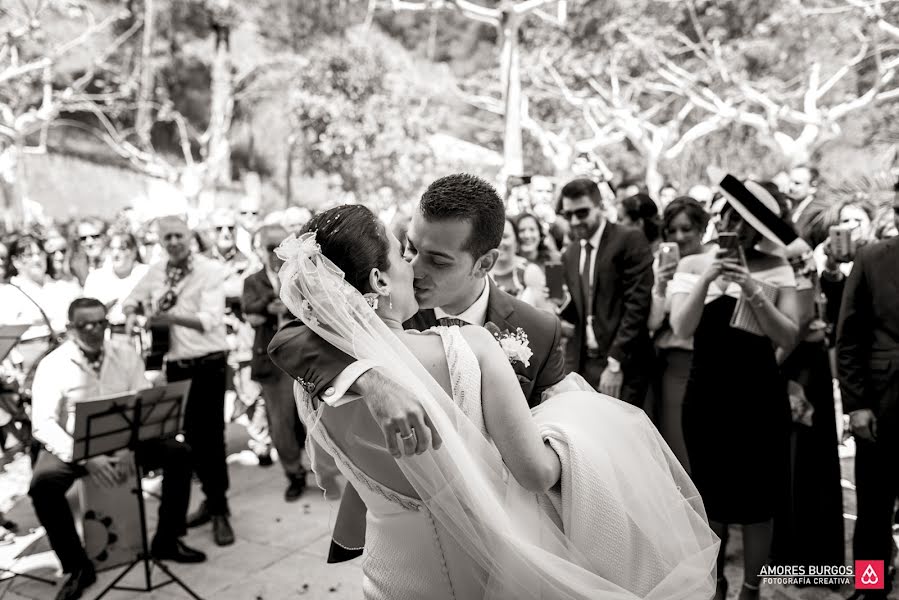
[{"left": 301, "top": 204, "right": 390, "bottom": 294}]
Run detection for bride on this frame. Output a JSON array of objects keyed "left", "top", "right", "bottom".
[{"left": 277, "top": 204, "right": 718, "bottom": 600}]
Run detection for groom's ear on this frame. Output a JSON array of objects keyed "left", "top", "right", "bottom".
[
  {"left": 368, "top": 267, "right": 390, "bottom": 295},
  {"left": 473, "top": 249, "right": 499, "bottom": 276}
]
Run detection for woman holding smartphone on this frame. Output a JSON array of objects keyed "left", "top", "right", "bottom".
[
  {"left": 647, "top": 196, "right": 712, "bottom": 472},
  {"left": 670, "top": 178, "right": 799, "bottom": 600}
]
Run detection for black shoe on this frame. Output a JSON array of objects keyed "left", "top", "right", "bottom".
[
  {"left": 257, "top": 453, "right": 274, "bottom": 467},
  {"left": 212, "top": 515, "right": 234, "bottom": 546},
  {"left": 285, "top": 475, "right": 306, "bottom": 502},
  {"left": 151, "top": 538, "right": 207, "bottom": 564},
  {"left": 55, "top": 562, "right": 96, "bottom": 600}
]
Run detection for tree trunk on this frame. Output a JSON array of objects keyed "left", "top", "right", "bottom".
[
  {"left": 0, "top": 143, "right": 24, "bottom": 225},
  {"left": 644, "top": 152, "right": 663, "bottom": 203},
  {"left": 205, "top": 26, "right": 234, "bottom": 190},
  {"left": 499, "top": 9, "right": 523, "bottom": 176},
  {"left": 285, "top": 132, "right": 300, "bottom": 208},
  {"left": 135, "top": 0, "right": 156, "bottom": 148}
]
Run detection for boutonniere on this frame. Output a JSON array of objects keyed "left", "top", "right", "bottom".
[{"left": 486, "top": 323, "right": 533, "bottom": 368}]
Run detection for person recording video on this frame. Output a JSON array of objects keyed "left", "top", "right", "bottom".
[{"left": 29, "top": 298, "right": 204, "bottom": 600}]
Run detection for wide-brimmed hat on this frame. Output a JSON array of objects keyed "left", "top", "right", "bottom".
[{"left": 714, "top": 172, "right": 798, "bottom": 249}]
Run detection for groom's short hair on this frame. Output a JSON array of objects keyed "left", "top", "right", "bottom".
[{"left": 419, "top": 174, "right": 505, "bottom": 260}]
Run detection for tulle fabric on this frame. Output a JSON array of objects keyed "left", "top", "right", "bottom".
[{"left": 276, "top": 232, "right": 719, "bottom": 599}]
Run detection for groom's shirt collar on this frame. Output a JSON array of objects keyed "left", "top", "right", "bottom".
[{"left": 433, "top": 278, "right": 490, "bottom": 326}]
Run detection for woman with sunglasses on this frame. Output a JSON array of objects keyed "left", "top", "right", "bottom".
[
  {"left": 83, "top": 231, "right": 150, "bottom": 329},
  {"left": 670, "top": 179, "right": 800, "bottom": 600},
  {"left": 70, "top": 218, "right": 108, "bottom": 286}
]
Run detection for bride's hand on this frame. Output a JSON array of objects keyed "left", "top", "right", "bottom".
[{"left": 356, "top": 370, "right": 443, "bottom": 457}]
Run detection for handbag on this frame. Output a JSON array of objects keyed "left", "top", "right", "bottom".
[{"left": 729, "top": 280, "right": 779, "bottom": 337}]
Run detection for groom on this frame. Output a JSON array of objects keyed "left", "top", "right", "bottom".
[{"left": 269, "top": 173, "right": 566, "bottom": 561}]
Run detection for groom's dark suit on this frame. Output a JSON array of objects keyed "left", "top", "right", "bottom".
[{"left": 268, "top": 279, "right": 566, "bottom": 561}]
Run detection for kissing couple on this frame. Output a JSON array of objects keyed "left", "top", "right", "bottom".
[{"left": 270, "top": 174, "right": 719, "bottom": 599}]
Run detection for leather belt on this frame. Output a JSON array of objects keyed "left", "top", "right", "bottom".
[{"left": 167, "top": 350, "right": 228, "bottom": 369}]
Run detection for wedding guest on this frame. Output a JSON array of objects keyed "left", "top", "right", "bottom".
[
  {"left": 813, "top": 198, "right": 875, "bottom": 277},
  {"left": 490, "top": 218, "right": 530, "bottom": 297},
  {"left": 837, "top": 221, "right": 899, "bottom": 600},
  {"left": 788, "top": 164, "right": 828, "bottom": 246},
  {"left": 29, "top": 298, "right": 204, "bottom": 600},
  {"left": 7, "top": 233, "right": 81, "bottom": 341},
  {"left": 44, "top": 229, "right": 76, "bottom": 284},
  {"left": 670, "top": 177, "right": 799, "bottom": 600},
  {"left": 647, "top": 196, "right": 711, "bottom": 471},
  {"left": 618, "top": 193, "right": 662, "bottom": 253},
  {"left": 873, "top": 203, "right": 898, "bottom": 240},
  {"left": 243, "top": 225, "right": 308, "bottom": 502},
  {"left": 0, "top": 240, "right": 9, "bottom": 281},
  {"left": 83, "top": 231, "right": 149, "bottom": 327},
  {"left": 659, "top": 182, "right": 679, "bottom": 208},
  {"left": 558, "top": 178, "right": 655, "bottom": 405},
  {"left": 514, "top": 212, "right": 560, "bottom": 270},
  {"left": 70, "top": 218, "right": 107, "bottom": 286},
  {"left": 124, "top": 215, "right": 234, "bottom": 546},
  {"left": 762, "top": 183, "right": 844, "bottom": 577}
]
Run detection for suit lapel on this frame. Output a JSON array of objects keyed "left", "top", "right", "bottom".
[{"left": 486, "top": 280, "right": 515, "bottom": 331}]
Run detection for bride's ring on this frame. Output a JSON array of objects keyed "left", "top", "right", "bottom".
[{"left": 400, "top": 431, "right": 416, "bottom": 441}]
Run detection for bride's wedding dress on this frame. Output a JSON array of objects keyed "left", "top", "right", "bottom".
[
  {"left": 297, "top": 326, "right": 490, "bottom": 600},
  {"left": 279, "top": 231, "right": 718, "bottom": 600}
]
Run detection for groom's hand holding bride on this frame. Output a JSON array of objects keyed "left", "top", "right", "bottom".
[{"left": 354, "top": 369, "right": 443, "bottom": 458}]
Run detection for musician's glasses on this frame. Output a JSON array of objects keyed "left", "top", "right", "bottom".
[{"left": 73, "top": 319, "right": 109, "bottom": 332}]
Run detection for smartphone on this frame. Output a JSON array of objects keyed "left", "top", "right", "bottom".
[
  {"left": 544, "top": 263, "right": 566, "bottom": 301},
  {"left": 659, "top": 242, "right": 680, "bottom": 269},
  {"left": 829, "top": 225, "right": 855, "bottom": 261},
  {"left": 717, "top": 232, "right": 741, "bottom": 261}
]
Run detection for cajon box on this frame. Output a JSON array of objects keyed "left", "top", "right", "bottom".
[{"left": 72, "top": 464, "right": 143, "bottom": 571}]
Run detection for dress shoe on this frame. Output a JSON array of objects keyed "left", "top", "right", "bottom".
[
  {"left": 257, "top": 452, "right": 274, "bottom": 467},
  {"left": 55, "top": 562, "right": 96, "bottom": 600},
  {"left": 151, "top": 537, "right": 207, "bottom": 563},
  {"left": 186, "top": 501, "right": 211, "bottom": 528},
  {"left": 212, "top": 515, "right": 235, "bottom": 546},
  {"left": 285, "top": 474, "right": 306, "bottom": 502}
]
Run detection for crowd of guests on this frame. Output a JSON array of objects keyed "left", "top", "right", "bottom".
[{"left": 0, "top": 163, "right": 897, "bottom": 600}]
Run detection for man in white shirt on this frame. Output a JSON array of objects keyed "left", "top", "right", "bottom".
[
  {"left": 29, "top": 298, "right": 204, "bottom": 600},
  {"left": 124, "top": 216, "right": 234, "bottom": 546}
]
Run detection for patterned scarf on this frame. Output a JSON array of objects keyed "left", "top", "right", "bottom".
[{"left": 158, "top": 256, "right": 193, "bottom": 312}]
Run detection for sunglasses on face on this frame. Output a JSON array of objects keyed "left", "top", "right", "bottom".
[
  {"left": 563, "top": 207, "right": 593, "bottom": 221},
  {"left": 71, "top": 319, "right": 109, "bottom": 332},
  {"left": 215, "top": 226, "right": 236, "bottom": 233},
  {"left": 80, "top": 234, "right": 102, "bottom": 242}
]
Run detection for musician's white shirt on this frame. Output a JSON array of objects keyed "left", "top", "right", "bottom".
[
  {"left": 124, "top": 254, "right": 228, "bottom": 360},
  {"left": 31, "top": 339, "right": 149, "bottom": 463}
]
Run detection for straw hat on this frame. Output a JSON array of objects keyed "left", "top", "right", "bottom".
[{"left": 713, "top": 171, "right": 798, "bottom": 249}]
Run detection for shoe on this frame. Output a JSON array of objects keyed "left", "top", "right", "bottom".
[
  {"left": 257, "top": 452, "right": 273, "bottom": 467},
  {"left": 151, "top": 537, "right": 207, "bottom": 563},
  {"left": 285, "top": 475, "right": 306, "bottom": 502},
  {"left": 212, "top": 515, "right": 235, "bottom": 546},
  {"left": 55, "top": 562, "right": 96, "bottom": 600},
  {"left": 186, "top": 501, "right": 211, "bottom": 528}
]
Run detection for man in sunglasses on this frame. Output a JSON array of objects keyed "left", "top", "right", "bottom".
[
  {"left": 558, "top": 178, "right": 654, "bottom": 406},
  {"left": 74, "top": 218, "right": 108, "bottom": 283},
  {"left": 29, "top": 298, "right": 205, "bottom": 600},
  {"left": 243, "top": 225, "right": 308, "bottom": 502}
]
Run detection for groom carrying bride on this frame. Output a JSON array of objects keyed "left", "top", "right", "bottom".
[{"left": 269, "top": 174, "right": 567, "bottom": 561}]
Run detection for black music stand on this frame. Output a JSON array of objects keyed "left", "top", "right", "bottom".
[{"left": 70, "top": 380, "right": 201, "bottom": 600}]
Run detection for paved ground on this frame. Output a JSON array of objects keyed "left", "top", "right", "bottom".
[{"left": 0, "top": 424, "right": 896, "bottom": 599}]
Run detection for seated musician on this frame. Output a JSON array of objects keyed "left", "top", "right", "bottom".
[{"left": 29, "top": 298, "right": 205, "bottom": 600}]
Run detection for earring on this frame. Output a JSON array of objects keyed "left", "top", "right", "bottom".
[{"left": 389, "top": 294, "right": 393, "bottom": 310}]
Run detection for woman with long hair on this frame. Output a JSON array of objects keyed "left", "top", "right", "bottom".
[{"left": 618, "top": 193, "right": 662, "bottom": 252}]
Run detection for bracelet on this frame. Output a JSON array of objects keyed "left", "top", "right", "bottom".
[{"left": 748, "top": 287, "right": 766, "bottom": 307}]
